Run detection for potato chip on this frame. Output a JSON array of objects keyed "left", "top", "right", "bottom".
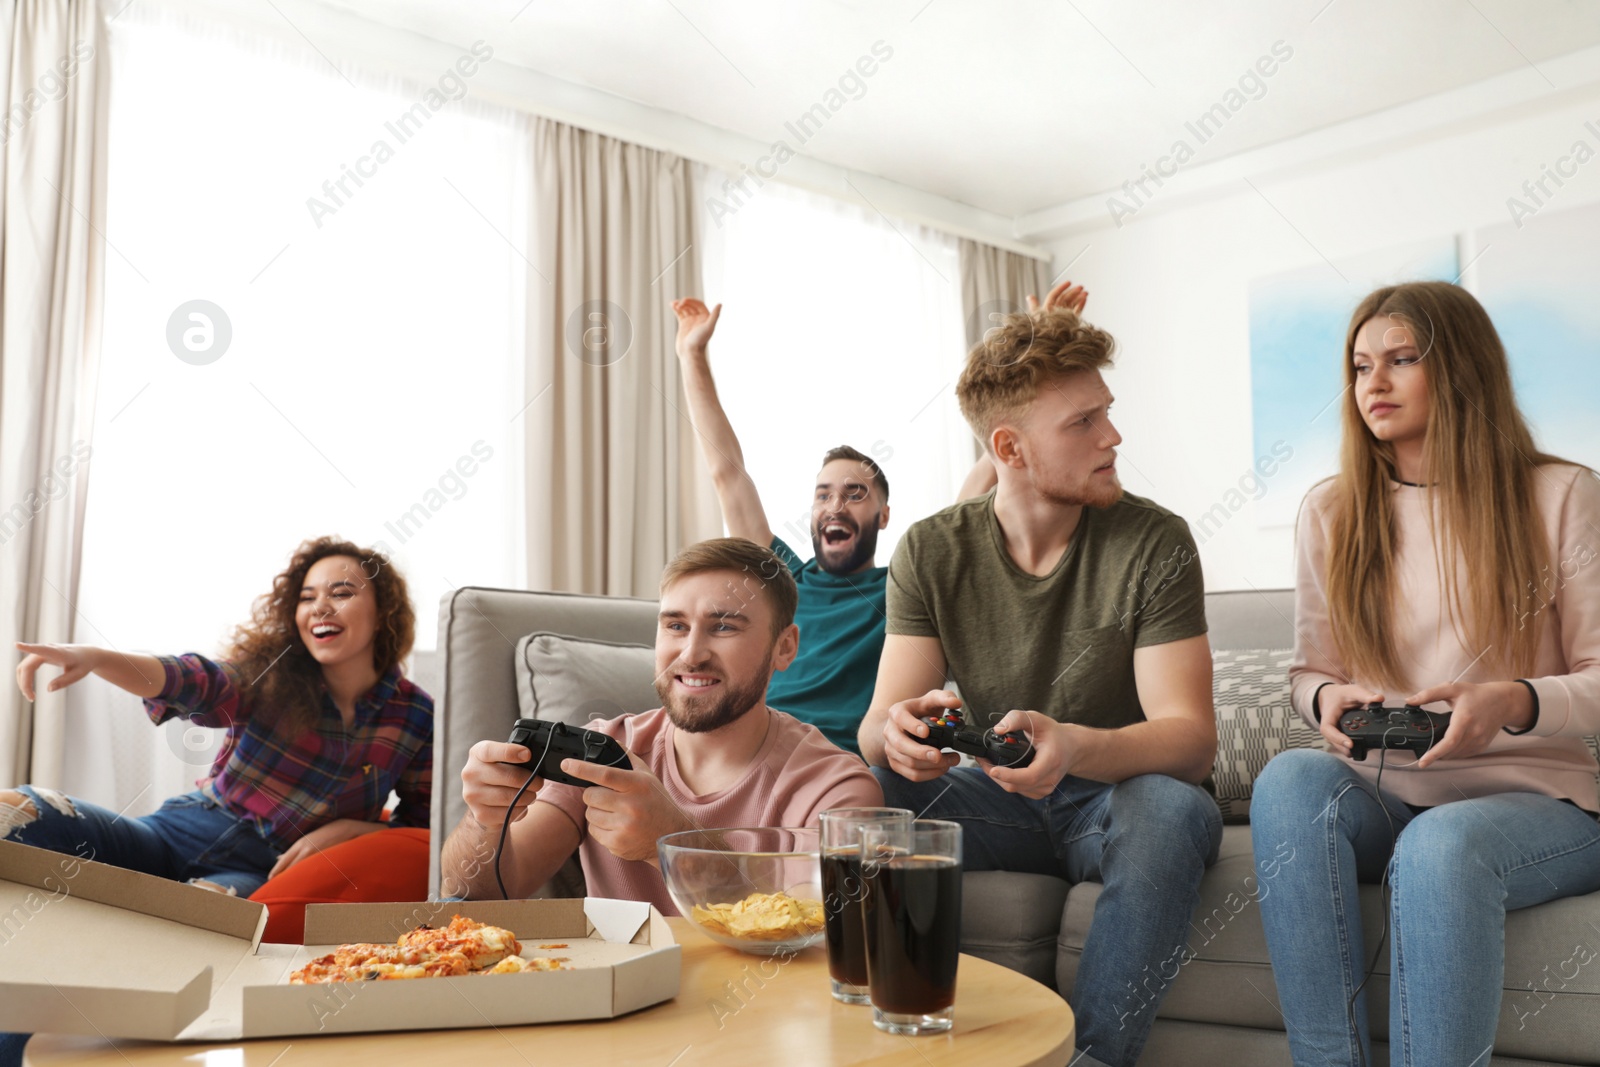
[{"left": 691, "top": 891, "right": 825, "bottom": 942}]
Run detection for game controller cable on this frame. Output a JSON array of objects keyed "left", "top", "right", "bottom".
[
  {"left": 495, "top": 723, "right": 559, "bottom": 900},
  {"left": 1346, "top": 719, "right": 1440, "bottom": 1067}
]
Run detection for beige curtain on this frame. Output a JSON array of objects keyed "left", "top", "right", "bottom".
[
  {"left": 957, "top": 237, "right": 1053, "bottom": 351},
  {"left": 0, "top": 0, "right": 108, "bottom": 787},
  {"left": 525, "top": 117, "right": 719, "bottom": 596},
  {"left": 957, "top": 238, "right": 1052, "bottom": 467}
]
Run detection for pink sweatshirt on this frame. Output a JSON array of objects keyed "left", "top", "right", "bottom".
[
  {"left": 537, "top": 707, "right": 882, "bottom": 914},
  {"left": 1291, "top": 464, "right": 1600, "bottom": 812}
]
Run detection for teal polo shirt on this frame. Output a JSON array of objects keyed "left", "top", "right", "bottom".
[{"left": 765, "top": 536, "right": 888, "bottom": 756}]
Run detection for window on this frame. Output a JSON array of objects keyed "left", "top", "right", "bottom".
[{"left": 65, "top": 4, "right": 527, "bottom": 812}]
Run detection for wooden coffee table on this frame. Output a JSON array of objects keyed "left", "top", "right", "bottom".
[{"left": 25, "top": 918, "right": 1075, "bottom": 1066}]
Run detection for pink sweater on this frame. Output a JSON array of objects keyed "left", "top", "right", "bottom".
[
  {"left": 537, "top": 707, "right": 882, "bottom": 914},
  {"left": 1291, "top": 464, "right": 1600, "bottom": 812}
]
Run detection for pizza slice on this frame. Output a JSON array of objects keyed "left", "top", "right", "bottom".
[
  {"left": 397, "top": 914, "right": 521, "bottom": 969},
  {"left": 290, "top": 943, "right": 473, "bottom": 983},
  {"left": 288, "top": 914, "right": 526, "bottom": 983}
]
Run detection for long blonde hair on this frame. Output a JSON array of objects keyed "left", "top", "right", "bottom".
[{"left": 1324, "top": 281, "right": 1568, "bottom": 687}]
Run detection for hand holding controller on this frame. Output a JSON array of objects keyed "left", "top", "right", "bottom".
[
  {"left": 503, "top": 718, "right": 629, "bottom": 787},
  {"left": 917, "top": 708, "right": 1035, "bottom": 768},
  {"left": 1337, "top": 702, "right": 1452, "bottom": 761}
]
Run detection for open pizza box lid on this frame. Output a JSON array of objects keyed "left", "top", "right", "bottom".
[{"left": 0, "top": 838, "right": 680, "bottom": 1041}]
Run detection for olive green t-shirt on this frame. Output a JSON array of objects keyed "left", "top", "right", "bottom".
[{"left": 887, "top": 490, "right": 1207, "bottom": 729}]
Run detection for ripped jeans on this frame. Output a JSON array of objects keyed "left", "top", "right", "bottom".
[{"left": 0, "top": 785, "right": 280, "bottom": 896}]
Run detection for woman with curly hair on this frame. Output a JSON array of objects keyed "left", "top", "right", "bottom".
[
  {"left": 2, "top": 536, "right": 433, "bottom": 896},
  {"left": 1250, "top": 282, "right": 1600, "bottom": 1065}
]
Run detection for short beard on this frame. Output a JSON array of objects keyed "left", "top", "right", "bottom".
[
  {"left": 1078, "top": 476, "right": 1124, "bottom": 509},
  {"left": 1036, "top": 468, "right": 1123, "bottom": 510},
  {"left": 810, "top": 512, "right": 883, "bottom": 575},
  {"left": 654, "top": 652, "right": 772, "bottom": 734}
]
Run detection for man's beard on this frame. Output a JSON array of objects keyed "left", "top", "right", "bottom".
[
  {"left": 1037, "top": 465, "right": 1123, "bottom": 510},
  {"left": 810, "top": 513, "right": 882, "bottom": 575},
  {"left": 654, "top": 652, "right": 772, "bottom": 734}
]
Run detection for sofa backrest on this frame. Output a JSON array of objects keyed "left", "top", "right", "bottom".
[{"left": 1204, "top": 589, "right": 1295, "bottom": 651}]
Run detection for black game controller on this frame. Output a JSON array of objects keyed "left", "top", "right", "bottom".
[
  {"left": 917, "top": 708, "right": 1035, "bottom": 768},
  {"left": 504, "top": 718, "right": 630, "bottom": 787},
  {"left": 1337, "top": 703, "right": 1452, "bottom": 761}
]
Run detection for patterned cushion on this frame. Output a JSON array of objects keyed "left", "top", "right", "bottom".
[{"left": 1210, "top": 649, "right": 1320, "bottom": 823}]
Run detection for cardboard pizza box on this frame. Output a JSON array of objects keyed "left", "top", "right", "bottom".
[{"left": 0, "top": 838, "right": 680, "bottom": 1040}]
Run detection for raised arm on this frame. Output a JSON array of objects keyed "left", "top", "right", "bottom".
[
  {"left": 956, "top": 455, "right": 997, "bottom": 501},
  {"left": 671, "top": 298, "right": 773, "bottom": 546},
  {"left": 1027, "top": 279, "right": 1088, "bottom": 316}
]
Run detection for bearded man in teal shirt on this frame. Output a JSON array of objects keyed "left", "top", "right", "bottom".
[{"left": 671, "top": 298, "right": 894, "bottom": 755}]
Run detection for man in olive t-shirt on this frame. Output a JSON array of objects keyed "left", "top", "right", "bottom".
[{"left": 858, "top": 307, "right": 1222, "bottom": 1067}]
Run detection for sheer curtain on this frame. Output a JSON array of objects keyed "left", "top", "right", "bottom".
[
  {"left": 696, "top": 173, "right": 969, "bottom": 565},
  {"left": 62, "top": 3, "right": 527, "bottom": 815},
  {"left": 0, "top": 0, "right": 107, "bottom": 788}
]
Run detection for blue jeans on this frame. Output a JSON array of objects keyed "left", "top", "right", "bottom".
[
  {"left": 0, "top": 786, "right": 282, "bottom": 1066},
  {"left": 1251, "top": 748, "right": 1600, "bottom": 1066},
  {"left": 1, "top": 786, "right": 280, "bottom": 895},
  {"left": 873, "top": 766, "right": 1223, "bottom": 1067}
]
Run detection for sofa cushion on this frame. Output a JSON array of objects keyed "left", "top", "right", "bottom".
[
  {"left": 960, "top": 870, "right": 1070, "bottom": 990},
  {"left": 1211, "top": 648, "right": 1318, "bottom": 823},
  {"left": 514, "top": 632, "right": 658, "bottom": 727},
  {"left": 250, "top": 827, "right": 430, "bottom": 944}
]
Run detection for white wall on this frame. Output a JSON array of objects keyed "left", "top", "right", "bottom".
[{"left": 1040, "top": 86, "right": 1600, "bottom": 592}]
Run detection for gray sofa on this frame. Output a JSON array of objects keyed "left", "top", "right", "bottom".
[{"left": 429, "top": 585, "right": 1600, "bottom": 1066}]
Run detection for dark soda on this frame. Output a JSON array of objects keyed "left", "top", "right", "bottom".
[
  {"left": 862, "top": 854, "right": 961, "bottom": 1014},
  {"left": 822, "top": 846, "right": 869, "bottom": 987}
]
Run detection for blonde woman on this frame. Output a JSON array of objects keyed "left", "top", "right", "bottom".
[{"left": 1251, "top": 281, "right": 1600, "bottom": 1064}]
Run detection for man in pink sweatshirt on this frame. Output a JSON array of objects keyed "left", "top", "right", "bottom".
[{"left": 440, "top": 537, "right": 882, "bottom": 911}]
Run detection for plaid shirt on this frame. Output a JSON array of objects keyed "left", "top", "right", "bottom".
[{"left": 144, "top": 653, "right": 433, "bottom": 851}]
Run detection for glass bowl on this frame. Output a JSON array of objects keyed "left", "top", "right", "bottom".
[{"left": 657, "top": 827, "right": 825, "bottom": 956}]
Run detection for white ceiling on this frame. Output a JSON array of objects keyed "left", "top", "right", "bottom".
[{"left": 312, "top": 0, "right": 1600, "bottom": 219}]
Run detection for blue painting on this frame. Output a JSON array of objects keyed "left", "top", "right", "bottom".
[
  {"left": 1248, "top": 240, "right": 1461, "bottom": 528},
  {"left": 1468, "top": 200, "right": 1600, "bottom": 472}
]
